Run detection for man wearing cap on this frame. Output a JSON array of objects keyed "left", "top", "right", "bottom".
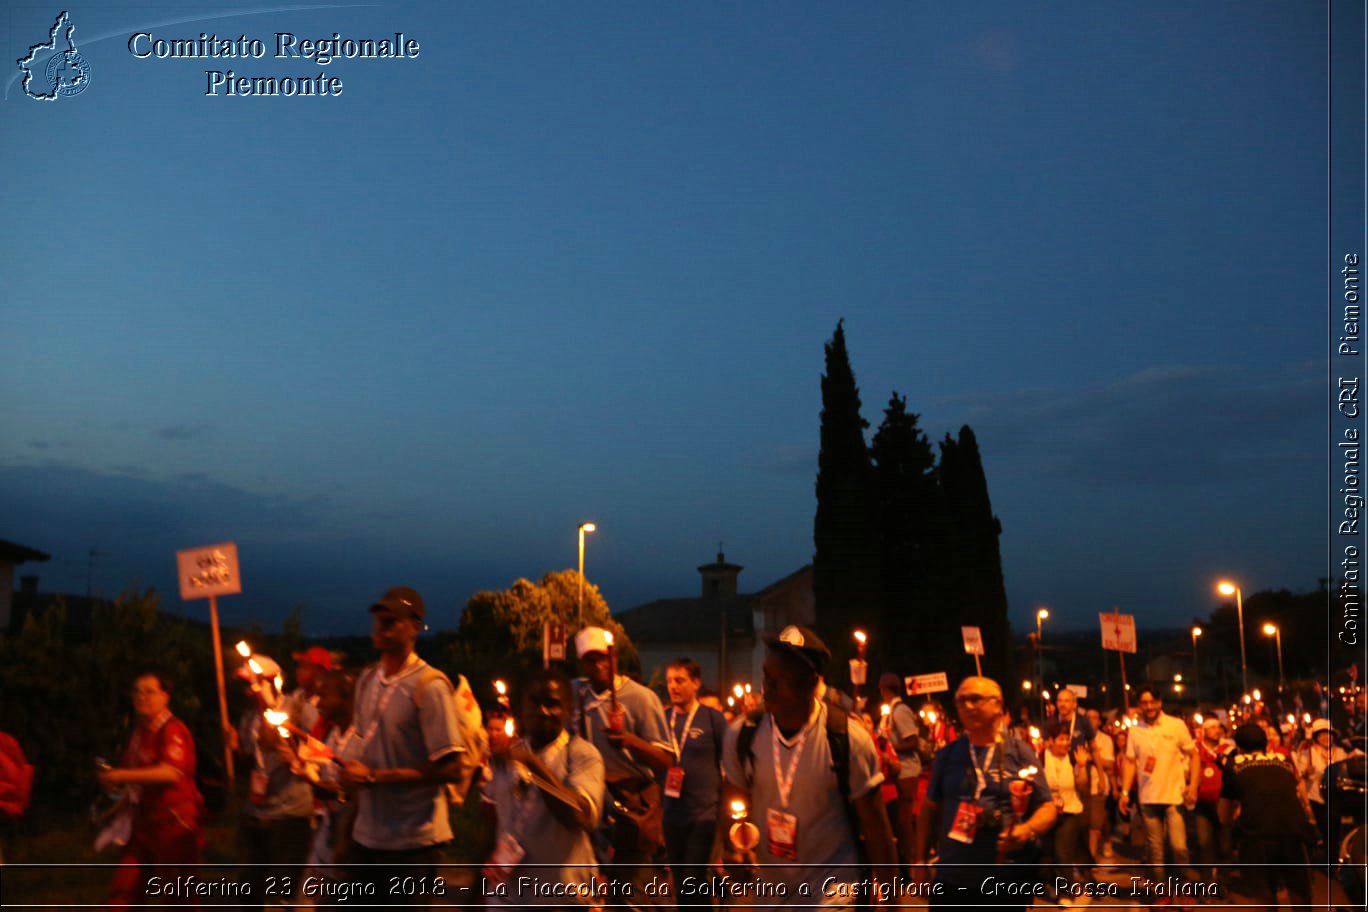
[
  {"left": 1296, "top": 717, "right": 1354, "bottom": 852},
  {"left": 721, "top": 625, "right": 897, "bottom": 906},
  {"left": 1219, "top": 723, "right": 1317, "bottom": 909},
  {"left": 571, "top": 626, "right": 674, "bottom": 905},
  {"left": 290, "top": 646, "right": 334, "bottom": 719},
  {"left": 878, "top": 671, "right": 924, "bottom": 872},
  {"left": 337, "top": 586, "right": 470, "bottom": 908},
  {"left": 230, "top": 651, "right": 319, "bottom": 911}
]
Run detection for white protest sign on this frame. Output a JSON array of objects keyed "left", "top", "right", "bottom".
[
  {"left": 1099, "top": 612, "right": 1137, "bottom": 654},
  {"left": 961, "top": 626, "right": 984, "bottom": 656},
  {"left": 905, "top": 672, "right": 949, "bottom": 695},
  {"left": 176, "top": 543, "right": 241, "bottom": 600}
]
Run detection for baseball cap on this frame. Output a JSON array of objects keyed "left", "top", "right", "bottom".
[
  {"left": 575, "top": 626, "right": 614, "bottom": 657},
  {"left": 1310, "top": 718, "right": 1334, "bottom": 736},
  {"left": 763, "top": 625, "right": 831, "bottom": 672},
  {"left": 233, "top": 653, "right": 281, "bottom": 681},
  {"left": 370, "top": 586, "right": 425, "bottom": 621},
  {"left": 291, "top": 645, "right": 335, "bottom": 670}
]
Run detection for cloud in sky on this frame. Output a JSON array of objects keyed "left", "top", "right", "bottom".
[{"left": 155, "top": 423, "right": 212, "bottom": 441}]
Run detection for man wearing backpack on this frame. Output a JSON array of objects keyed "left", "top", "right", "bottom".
[
  {"left": 338, "top": 586, "right": 474, "bottom": 909},
  {"left": 877, "top": 672, "right": 924, "bottom": 873},
  {"left": 720, "top": 626, "right": 897, "bottom": 906}
]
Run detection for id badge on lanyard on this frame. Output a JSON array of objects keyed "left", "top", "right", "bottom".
[{"left": 766, "top": 808, "right": 799, "bottom": 859}]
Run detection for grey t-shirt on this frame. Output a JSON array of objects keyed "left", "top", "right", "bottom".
[
  {"left": 239, "top": 692, "right": 319, "bottom": 821},
  {"left": 721, "top": 701, "right": 883, "bottom": 899},
  {"left": 484, "top": 732, "right": 604, "bottom": 904},
  {"left": 572, "top": 677, "right": 672, "bottom": 782},
  {"left": 886, "top": 699, "right": 923, "bottom": 780},
  {"left": 340, "top": 655, "right": 466, "bottom": 850}
]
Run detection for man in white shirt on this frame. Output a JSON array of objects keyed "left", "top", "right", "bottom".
[{"left": 1118, "top": 686, "right": 1199, "bottom": 880}]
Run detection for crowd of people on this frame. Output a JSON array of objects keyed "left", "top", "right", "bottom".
[{"left": 66, "top": 586, "right": 1368, "bottom": 909}]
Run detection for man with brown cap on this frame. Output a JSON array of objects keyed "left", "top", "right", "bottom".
[{"left": 337, "top": 586, "right": 470, "bottom": 908}]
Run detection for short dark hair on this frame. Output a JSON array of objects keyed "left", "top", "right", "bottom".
[
  {"left": 522, "top": 668, "right": 574, "bottom": 712},
  {"left": 666, "top": 657, "right": 702, "bottom": 682},
  {"left": 1233, "top": 722, "right": 1267, "bottom": 752},
  {"left": 1135, "top": 684, "right": 1162, "bottom": 702},
  {"left": 131, "top": 668, "right": 171, "bottom": 694},
  {"left": 1045, "top": 720, "right": 1071, "bottom": 740}
]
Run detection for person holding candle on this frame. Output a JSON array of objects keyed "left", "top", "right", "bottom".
[
  {"left": 337, "top": 586, "right": 473, "bottom": 909},
  {"left": 571, "top": 626, "right": 674, "bottom": 906},
  {"left": 101, "top": 670, "right": 205, "bottom": 908},
  {"left": 877, "top": 671, "right": 925, "bottom": 874},
  {"left": 230, "top": 652, "right": 319, "bottom": 912},
  {"left": 720, "top": 625, "right": 897, "bottom": 907},
  {"left": 914, "top": 676, "right": 1055, "bottom": 911},
  {"left": 483, "top": 668, "right": 604, "bottom": 904}
]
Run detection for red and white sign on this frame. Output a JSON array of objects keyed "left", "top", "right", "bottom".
[
  {"left": 961, "top": 626, "right": 984, "bottom": 656},
  {"left": 544, "top": 622, "right": 567, "bottom": 662},
  {"left": 905, "top": 672, "right": 949, "bottom": 695},
  {"left": 176, "top": 543, "right": 241, "bottom": 600},
  {"left": 1099, "top": 612, "right": 1137, "bottom": 654}
]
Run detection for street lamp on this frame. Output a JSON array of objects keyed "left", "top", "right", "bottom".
[
  {"left": 1262, "top": 622, "right": 1284, "bottom": 692},
  {"left": 1191, "top": 626, "right": 1203, "bottom": 704},
  {"left": 1216, "top": 581, "right": 1248, "bottom": 694},
  {"left": 577, "top": 522, "right": 596, "bottom": 627},
  {"left": 1035, "top": 608, "right": 1049, "bottom": 718}
]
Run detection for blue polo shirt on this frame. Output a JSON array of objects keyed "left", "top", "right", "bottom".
[
  {"left": 926, "top": 733, "right": 1051, "bottom": 879},
  {"left": 662, "top": 702, "right": 726, "bottom": 826}
]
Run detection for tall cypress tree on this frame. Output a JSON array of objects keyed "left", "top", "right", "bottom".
[
  {"left": 813, "top": 321, "right": 885, "bottom": 669},
  {"left": 870, "top": 392, "right": 938, "bottom": 672},
  {"left": 937, "top": 426, "right": 1011, "bottom": 681}
]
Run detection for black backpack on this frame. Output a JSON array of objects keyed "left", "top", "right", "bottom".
[{"left": 734, "top": 703, "right": 861, "bottom": 846}]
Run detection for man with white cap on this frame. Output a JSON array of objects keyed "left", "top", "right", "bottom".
[
  {"left": 1296, "top": 717, "right": 1356, "bottom": 851},
  {"left": 572, "top": 626, "right": 674, "bottom": 904},
  {"left": 338, "top": 586, "right": 470, "bottom": 908}
]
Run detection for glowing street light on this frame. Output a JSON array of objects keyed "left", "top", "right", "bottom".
[
  {"left": 1035, "top": 607, "right": 1050, "bottom": 718},
  {"left": 577, "top": 522, "right": 596, "bottom": 626},
  {"left": 1191, "top": 626, "right": 1203, "bottom": 704},
  {"left": 1216, "top": 581, "right": 1248, "bottom": 693},
  {"left": 1262, "top": 622, "right": 1284, "bottom": 692}
]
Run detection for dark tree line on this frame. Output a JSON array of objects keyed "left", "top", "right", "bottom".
[{"left": 813, "top": 321, "right": 1012, "bottom": 683}]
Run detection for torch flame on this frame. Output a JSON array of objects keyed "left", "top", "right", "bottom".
[
  {"left": 277, "top": 726, "right": 291, "bottom": 739},
  {"left": 1028, "top": 726, "right": 1041, "bottom": 741},
  {"left": 235, "top": 641, "right": 251, "bottom": 658},
  {"left": 264, "top": 709, "right": 289, "bottom": 726},
  {"left": 274, "top": 675, "right": 284, "bottom": 693},
  {"left": 503, "top": 718, "right": 515, "bottom": 737},
  {"left": 494, "top": 680, "right": 508, "bottom": 696},
  {"left": 1303, "top": 713, "right": 1312, "bottom": 724},
  {"left": 604, "top": 631, "right": 615, "bottom": 646},
  {"left": 1019, "top": 766, "right": 1038, "bottom": 779},
  {"left": 927, "top": 711, "right": 938, "bottom": 724},
  {"left": 729, "top": 799, "right": 747, "bottom": 820},
  {"left": 248, "top": 658, "right": 264, "bottom": 675},
  {"left": 733, "top": 684, "right": 745, "bottom": 699}
]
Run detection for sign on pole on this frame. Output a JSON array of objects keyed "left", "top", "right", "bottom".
[
  {"left": 544, "top": 621, "right": 567, "bottom": 665},
  {"left": 1065, "top": 684, "right": 1089, "bottom": 699},
  {"left": 961, "top": 626, "right": 984, "bottom": 655},
  {"left": 176, "top": 543, "right": 241, "bottom": 599},
  {"left": 905, "top": 672, "right": 950, "bottom": 696},
  {"left": 849, "top": 658, "right": 868, "bottom": 686},
  {"left": 1099, "top": 612, "right": 1137, "bottom": 654},
  {"left": 176, "top": 542, "right": 241, "bottom": 790}
]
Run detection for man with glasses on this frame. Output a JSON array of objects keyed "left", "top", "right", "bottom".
[
  {"left": 915, "top": 676, "right": 1055, "bottom": 911},
  {"left": 1118, "top": 685, "right": 1199, "bottom": 896}
]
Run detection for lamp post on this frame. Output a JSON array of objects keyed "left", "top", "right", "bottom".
[
  {"left": 1036, "top": 608, "right": 1049, "bottom": 719},
  {"left": 1262, "top": 622, "right": 1284, "bottom": 692},
  {"left": 1216, "top": 581, "right": 1248, "bottom": 695},
  {"left": 1191, "top": 626, "right": 1203, "bottom": 704},
  {"left": 577, "top": 522, "right": 596, "bottom": 627}
]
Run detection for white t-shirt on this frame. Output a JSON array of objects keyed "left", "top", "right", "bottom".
[
  {"left": 1044, "top": 750, "right": 1083, "bottom": 814},
  {"left": 1126, "top": 712, "right": 1194, "bottom": 805},
  {"left": 882, "top": 698, "right": 922, "bottom": 779},
  {"left": 722, "top": 700, "right": 883, "bottom": 900}
]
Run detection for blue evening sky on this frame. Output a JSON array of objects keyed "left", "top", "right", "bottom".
[{"left": 0, "top": 1, "right": 1327, "bottom": 636}]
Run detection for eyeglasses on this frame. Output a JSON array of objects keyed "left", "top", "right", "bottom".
[{"left": 955, "top": 693, "right": 1001, "bottom": 706}]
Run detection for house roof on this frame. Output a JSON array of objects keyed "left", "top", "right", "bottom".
[
  {"left": 0, "top": 539, "right": 50, "bottom": 564},
  {"left": 617, "top": 594, "right": 755, "bottom": 642}
]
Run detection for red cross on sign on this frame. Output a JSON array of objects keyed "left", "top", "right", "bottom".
[{"left": 1099, "top": 612, "right": 1137, "bottom": 654}]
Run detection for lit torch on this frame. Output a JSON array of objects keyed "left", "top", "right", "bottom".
[
  {"left": 503, "top": 717, "right": 516, "bottom": 738},
  {"left": 728, "top": 798, "right": 760, "bottom": 851}
]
